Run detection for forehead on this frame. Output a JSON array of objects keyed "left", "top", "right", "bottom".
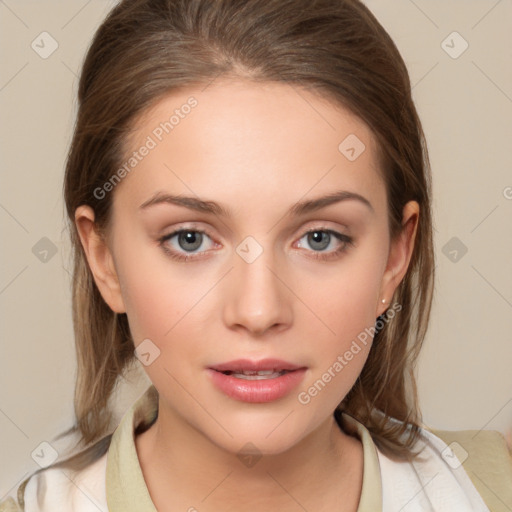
[{"left": 115, "top": 79, "right": 385, "bottom": 215}]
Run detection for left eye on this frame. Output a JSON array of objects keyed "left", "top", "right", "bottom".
[
  {"left": 301, "top": 229, "right": 341, "bottom": 251},
  {"left": 295, "top": 229, "right": 354, "bottom": 256}
]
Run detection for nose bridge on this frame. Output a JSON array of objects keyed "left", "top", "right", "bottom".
[{"left": 223, "top": 234, "right": 291, "bottom": 335}]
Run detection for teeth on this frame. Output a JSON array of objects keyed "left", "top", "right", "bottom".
[{"left": 224, "top": 369, "right": 289, "bottom": 380}]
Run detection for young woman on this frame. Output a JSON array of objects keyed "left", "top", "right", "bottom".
[{"left": 2, "top": 0, "right": 511, "bottom": 510}]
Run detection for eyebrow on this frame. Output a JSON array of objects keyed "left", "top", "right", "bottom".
[{"left": 138, "top": 189, "right": 374, "bottom": 216}]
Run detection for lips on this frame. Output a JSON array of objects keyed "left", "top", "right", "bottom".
[
  {"left": 208, "top": 358, "right": 305, "bottom": 374},
  {"left": 206, "top": 359, "right": 307, "bottom": 402}
]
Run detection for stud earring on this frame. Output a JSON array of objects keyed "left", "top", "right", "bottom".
[{"left": 381, "top": 299, "right": 386, "bottom": 304}]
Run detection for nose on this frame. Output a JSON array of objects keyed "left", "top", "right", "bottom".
[{"left": 222, "top": 243, "right": 293, "bottom": 337}]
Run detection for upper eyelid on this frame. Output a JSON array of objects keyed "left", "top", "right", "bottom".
[{"left": 161, "top": 220, "right": 350, "bottom": 238}]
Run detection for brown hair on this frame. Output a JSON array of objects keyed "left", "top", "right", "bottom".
[{"left": 25, "top": 0, "right": 435, "bottom": 483}]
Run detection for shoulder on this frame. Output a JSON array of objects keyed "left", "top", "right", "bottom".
[
  {"left": 431, "top": 427, "right": 512, "bottom": 511},
  {"left": 0, "top": 452, "right": 108, "bottom": 512},
  {"left": 0, "top": 497, "right": 22, "bottom": 512},
  {"left": 376, "top": 423, "right": 512, "bottom": 511}
]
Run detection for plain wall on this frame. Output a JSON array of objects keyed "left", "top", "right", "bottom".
[{"left": 1, "top": 0, "right": 511, "bottom": 497}]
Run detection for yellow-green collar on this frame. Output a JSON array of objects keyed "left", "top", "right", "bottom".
[{"left": 106, "top": 385, "right": 382, "bottom": 511}]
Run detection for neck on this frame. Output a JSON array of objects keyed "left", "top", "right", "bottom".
[{"left": 135, "top": 398, "right": 363, "bottom": 512}]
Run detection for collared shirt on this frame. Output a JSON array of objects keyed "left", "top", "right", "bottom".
[
  {"left": 2, "top": 384, "right": 511, "bottom": 511},
  {"left": 105, "top": 386, "right": 383, "bottom": 511}
]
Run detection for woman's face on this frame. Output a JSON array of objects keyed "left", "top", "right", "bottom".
[{"left": 77, "top": 78, "right": 418, "bottom": 455}]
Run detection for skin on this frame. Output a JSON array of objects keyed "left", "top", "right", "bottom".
[{"left": 75, "top": 78, "right": 419, "bottom": 511}]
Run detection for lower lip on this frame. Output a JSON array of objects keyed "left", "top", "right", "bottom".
[{"left": 206, "top": 368, "right": 307, "bottom": 403}]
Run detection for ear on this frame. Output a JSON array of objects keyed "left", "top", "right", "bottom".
[
  {"left": 376, "top": 200, "right": 419, "bottom": 317},
  {"left": 74, "top": 205, "right": 126, "bottom": 314}
]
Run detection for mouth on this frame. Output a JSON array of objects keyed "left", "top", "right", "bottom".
[
  {"left": 206, "top": 358, "right": 307, "bottom": 402},
  {"left": 215, "top": 369, "right": 293, "bottom": 380},
  {"left": 208, "top": 358, "right": 305, "bottom": 376}
]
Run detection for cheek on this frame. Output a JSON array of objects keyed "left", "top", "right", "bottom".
[
  {"left": 315, "top": 254, "right": 385, "bottom": 338},
  {"left": 117, "top": 253, "right": 209, "bottom": 391},
  {"left": 114, "top": 236, "right": 223, "bottom": 382},
  {"left": 112, "top": 233, "right": 191, "bottom": 344},
  {"left": 297, "top": 280, "right": 377, "bottom": 411},
  {"left": 298, "top": 241, "right": 386, "bottom": 393}
]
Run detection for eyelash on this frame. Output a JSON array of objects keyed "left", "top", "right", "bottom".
[{"left": 158, "top": 226, "right": 355, "bottom": 263}]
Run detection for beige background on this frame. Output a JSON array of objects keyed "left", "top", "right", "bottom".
[{"left": 1, "top": 0, "right": 511, "bottom": 497}]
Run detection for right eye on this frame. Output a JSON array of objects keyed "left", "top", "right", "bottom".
[{"left": 158, "top": 228, "right": 218, "bottom": 262}]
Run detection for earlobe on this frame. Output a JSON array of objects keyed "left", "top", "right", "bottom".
[
  {"left": 377, "top": 200, "right": 419, "bottom": 317},
  {"left": 74, "top": 205, "right": 126, "bottom": 314}
]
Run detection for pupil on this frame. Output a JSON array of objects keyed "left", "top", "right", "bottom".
[
  {"left": 309, "top": 231, "right": 329, "bottom": 250},
  {"left": 179, "top": 231, "right": 202, "bottom": 251}
]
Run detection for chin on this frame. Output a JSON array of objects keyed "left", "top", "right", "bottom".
[
  {"left": 217, "top": 434, "right": 303, "bottom": 459},
  {"left": 203, "top": 412, "right": 313, "bottom": 457}
]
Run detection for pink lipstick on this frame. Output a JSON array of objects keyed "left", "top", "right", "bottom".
[{"left": 206, "top": 358, "right": 307, "bottom": 403}]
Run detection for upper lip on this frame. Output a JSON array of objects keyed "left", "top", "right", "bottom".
[{"left": 208, "top": 358, "right": 305, "bottom": 372}]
